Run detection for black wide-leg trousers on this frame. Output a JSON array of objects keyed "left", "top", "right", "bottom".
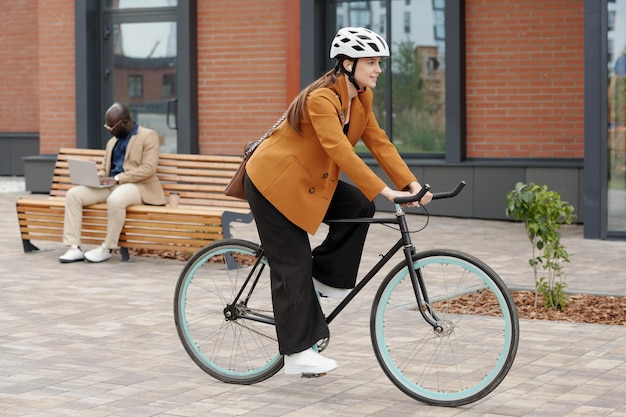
[{"left": 244, "top": 174, "right": 375, "bottom": 354}]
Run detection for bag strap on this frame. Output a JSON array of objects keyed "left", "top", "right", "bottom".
[
  {"left": 245, "top": 91, "right": 339, "bottom": 156},
  {"left": 262, "top": 111, "right": 288, "bottom": 141},
  {"left": 245, "top": 111, "right": 288, "bottom": 156}
]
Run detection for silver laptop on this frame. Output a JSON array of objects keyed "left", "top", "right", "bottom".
[{"left": 68, "top": 158, "right": 114, "bottom": 188}]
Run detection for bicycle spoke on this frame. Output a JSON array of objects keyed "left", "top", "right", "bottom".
[
  {"left": 174, "top": 240, "right": 282, "bottom": 384},
  {"left": 371, "top": 249, "right": 519, "bottom": 407}
]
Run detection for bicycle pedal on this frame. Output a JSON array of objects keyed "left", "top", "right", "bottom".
[{"left": 301, "top": 372, "right": 326, "bottom": 378}]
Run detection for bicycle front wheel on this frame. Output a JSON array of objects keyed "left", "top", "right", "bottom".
[
  {"left": 371, "top": 249, "right": 519, "bottom": 407},
  {"left": 173, "top": 239, "right": 282, "bottom": 384}
]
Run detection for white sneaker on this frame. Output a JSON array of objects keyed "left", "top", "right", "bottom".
[
  {"left": 313, "top": 278, "right": 351, "bottom": 299},
  {"left": 284, "top": 347, "right": 337, "bottom": 375},
  {"left": 59, "top": 245, "right": 84, "bottom": 263},
  {"left": 84, "top": 244, "right": 113, "bottom": 263}
]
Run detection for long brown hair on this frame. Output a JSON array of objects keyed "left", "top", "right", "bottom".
[{"left": 286, "top": 67, "right": 340, "bottom": 134}]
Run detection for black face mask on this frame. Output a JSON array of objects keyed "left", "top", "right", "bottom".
[
  {"left": 114, "top": 123, "right": 131, "bottom": 139},
  {"left": 114, "top": 129, "right": 128, "bottom": 139}
]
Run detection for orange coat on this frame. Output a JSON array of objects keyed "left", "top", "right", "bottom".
[{"left": 246, "top": 74, "right": 417, "bottom": 234}]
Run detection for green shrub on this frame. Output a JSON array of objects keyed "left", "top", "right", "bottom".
[{"left": 506, "top": 182, "right": 576, "bottom": 310}]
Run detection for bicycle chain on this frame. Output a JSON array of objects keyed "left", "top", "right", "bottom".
[
  {"left": 233, "top": 305, "right": 330, "bottom": 353},
  {"left": 232, "top": 318, "right": 278, "bottom": 342},
  {"left": 233, "top": 305, "right": 278, "bottom": 342}
]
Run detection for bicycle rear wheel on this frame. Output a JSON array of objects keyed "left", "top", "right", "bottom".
[
  {"left": 371, "top": 249, "right": 519, "bottom": 406},
  {"left": 173, "top": 239, "right": 282, "bottom": 384}
]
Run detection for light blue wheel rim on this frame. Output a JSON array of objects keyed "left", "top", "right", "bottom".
[
  {"left": 374, "top": 255, "right": 514, "bottom": 403},
  {"left": 178, "top": 245, "right": 281, "bottom": 378}
]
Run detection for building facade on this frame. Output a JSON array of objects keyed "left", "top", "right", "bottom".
[{"left": 0, "top": 0, "right": 623, "bottom": 239}]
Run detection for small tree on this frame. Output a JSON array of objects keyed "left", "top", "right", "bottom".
[{"left": 506, "top": 182, "right": 575, "bottom": 310}]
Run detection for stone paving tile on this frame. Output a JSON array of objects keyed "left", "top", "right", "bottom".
[
  {"left": 0, "top": 176, "right": 25, "bottom": 193},
  {"left": 2, "top": 189, "right": 626, "bottom": 416}
]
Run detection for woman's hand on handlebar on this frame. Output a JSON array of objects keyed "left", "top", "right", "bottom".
[
  {"left": 408, "top": 181, "right": 433, "bottom": 206},
  {"left": 381, "top": 182, "right": 433, "bottom": 207}
]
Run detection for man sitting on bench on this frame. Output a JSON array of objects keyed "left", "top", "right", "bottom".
[{"left": 59, "top": 102, "right": 166, "bottom": 263}]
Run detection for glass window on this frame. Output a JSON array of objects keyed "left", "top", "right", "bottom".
[
  {"left": 328, "top": 0, "right": 446, "bottom": 153},
  {"left": 128, "top": 74, "right": 143, "bottom": 98},
  {"left": 110, "top": 21, "right": 177, "bottom": 153},
  {"left": 162, "top": 73, "right": 176, "bottom": 97},
  {"left": 349, "top": 2, "right": 371, "bottom": 28},
  {"left": 404, "top": 11, "right": 411, "bottom": 34},
  {"left": 105, "top": 0, "right": 177, "bottom": 9},
  {"left": 607, "top": 0, "right": 626, "bottom": 233}
]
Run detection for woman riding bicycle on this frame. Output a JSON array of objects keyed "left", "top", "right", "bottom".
[{"left": 244, "top": 26, "right": 433, "bottom": 375}]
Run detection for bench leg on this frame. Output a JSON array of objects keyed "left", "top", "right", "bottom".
[
  {"left": 22, "top": 239, "right": 41, "bottom": 253},
  {"left": 221, "top": 211, "right": 254, "bottom": 240},
  {"left": 120, "top": 247, "right": 131, "bottom": 262}
]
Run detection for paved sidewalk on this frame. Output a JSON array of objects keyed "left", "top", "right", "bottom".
[{"left": 1, "top": 182, "right": 626, "bottom": 417}]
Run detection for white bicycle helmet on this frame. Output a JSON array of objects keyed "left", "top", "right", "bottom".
[{"left": 330, "top": 27, "right": 389, "bottom": 59}]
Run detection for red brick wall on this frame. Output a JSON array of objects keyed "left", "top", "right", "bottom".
[
  {"left": 196, "top": 0, "right": 291, "bottom": 155},
  {"left": 0, "top": 0, "right": 39, "bottom": 132},
  {"left": 465, "top": 0, "right": 585, "bottom": 158},
  {"left": 4, "top": 0, "right": 585, "bottom": 160},
  {"left": 38, "top": 0, "right": 76, "bottom": 154}
]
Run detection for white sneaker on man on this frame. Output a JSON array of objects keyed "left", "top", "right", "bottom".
[
  {"left": 313, "top": 278, "right": 351, "bottom": 299},
  {"left": 84, "top": 244, "right": 112, "bottom": 263},
  {"left": 284, "top": 347, "right": 337, "bottom": 375},
  {"left": 59, "top": 245, "right": 84, "bottom": 263}
]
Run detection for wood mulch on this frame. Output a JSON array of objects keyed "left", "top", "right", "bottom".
[
  {"left": 443, "top": 290, "right": 626, "bottom": 326},
  {"left": 123, "top": 248, "right": 193, "bottom": 262},
  {"left": 511, "top": 290, "right": 626, "bottom": 325}
]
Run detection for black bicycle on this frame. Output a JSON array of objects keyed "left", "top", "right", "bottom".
[{"left": 173, "top": 182, "right": 519, "bottom": 407}]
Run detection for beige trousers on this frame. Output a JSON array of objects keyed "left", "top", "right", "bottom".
[{"left": 62, "top": 183, "right": 142, "bottom": 249}]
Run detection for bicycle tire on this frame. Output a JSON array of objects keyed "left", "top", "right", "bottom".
[
  {"left": 370, "top": 249, "right": 519, "bottom": 407},
  {"left": 173, "top": 239, "right": 282, "bottom": 384}
]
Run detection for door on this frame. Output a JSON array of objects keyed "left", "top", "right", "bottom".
[{"left": 103, "top": 3, "right": 178, "bottom": 152}]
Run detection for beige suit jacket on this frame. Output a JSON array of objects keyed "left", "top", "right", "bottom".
[
  {"left": 246, "top": 74, "right": 417, "bottom": 234},
  {"left": 99, "top": 125, "right": 166, "bottom": 206}
]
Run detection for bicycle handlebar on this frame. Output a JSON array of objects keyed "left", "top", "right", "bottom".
[{"left": 393, "top": 181, "right": 466, "bottom": 205}]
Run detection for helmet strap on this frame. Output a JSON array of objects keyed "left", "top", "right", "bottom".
[
  {"left": 336, "top": 58, "right": 366, "bottom": 94},
  {"left": 347, "top": 58, "right": 363, "bottom": 92},
  {"left": 335, "top": 58, "right": 366, "bottom": 93}
]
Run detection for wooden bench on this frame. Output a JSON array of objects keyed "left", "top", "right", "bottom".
[{"left": 16, "top": 147, "right": 252, "bottom": 261}]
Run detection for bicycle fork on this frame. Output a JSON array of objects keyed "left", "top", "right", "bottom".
[{"left": 396, "top": 206, "right": 443, "bottom": 333}]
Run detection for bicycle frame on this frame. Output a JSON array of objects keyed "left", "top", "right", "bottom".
[
  {"left": 227, "top": 205, "right": 441, "bottom": 331},
  {"left": 323, "top": 204, "right": 440, "bottom": 330},
  {"left": 229, "top": 181, "right": 466, "bottom": 332}
]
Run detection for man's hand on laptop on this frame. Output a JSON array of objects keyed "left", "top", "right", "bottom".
[{"left": 100, "top": 176, "right": 117, "bottom": 186}]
